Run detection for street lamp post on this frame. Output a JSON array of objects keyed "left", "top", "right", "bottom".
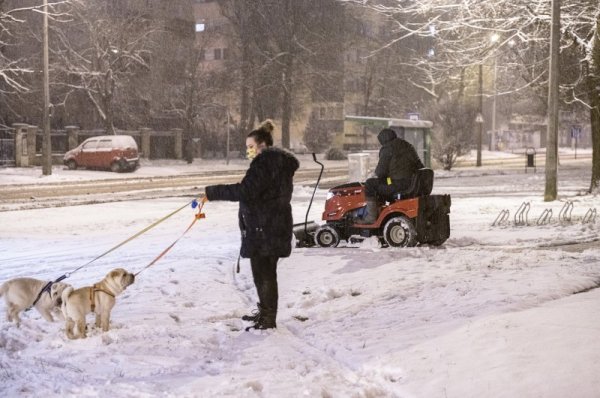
[
  {"left": 477, "top": 63, "right": 483, "bottom": 167},
  {"left": 225, "top": 107, "right": 230, "bottom": 165},
  {"left": 490, "top": 34, "right": 499, "bottom": 153}
]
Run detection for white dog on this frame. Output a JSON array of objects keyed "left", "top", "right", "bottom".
[
  {"left": 0, "top": 278, "right": 71, "bottom": 327},
  {"left": 61, "top": 268, "right": 135, "bottom": 339}
]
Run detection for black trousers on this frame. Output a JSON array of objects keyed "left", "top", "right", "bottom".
[
  {"left": 364, "top": 177, "right": 412, "bottom": 200},
  {"left": 250, "top": 256, "right": 279, "bottom": 317}
]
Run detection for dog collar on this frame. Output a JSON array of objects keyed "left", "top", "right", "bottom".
[{"left": 30, "top": 281, "right": 53, "bottom": 310}]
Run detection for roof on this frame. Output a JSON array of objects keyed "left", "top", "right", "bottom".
[{"left": 345, "top": 115, "right": 433, "bottom": 129}]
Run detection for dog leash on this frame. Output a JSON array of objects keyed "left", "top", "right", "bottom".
[
  {"left": 67, "top": 200, "right": 196, "bottom": 278},
  {"left": 135, "top": 197, "right": 207, "bottom": 276},
  {"left": 27, "top": 199, "right": 200, "bottom": 310}
]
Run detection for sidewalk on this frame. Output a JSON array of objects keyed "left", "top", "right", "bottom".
[{"left": 398, "top": 288, "right": 600, "bottom": 397}]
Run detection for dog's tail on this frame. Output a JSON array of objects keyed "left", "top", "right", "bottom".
[{"left": 61, "top": 286, "right": 73, "bottom": 305}]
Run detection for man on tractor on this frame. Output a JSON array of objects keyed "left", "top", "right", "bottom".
[{"left": 357, "top": 128, "right": 424, "bottom": 224}]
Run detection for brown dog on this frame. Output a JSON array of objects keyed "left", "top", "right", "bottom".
[
  {"left": 61, "top": 268, "right": 135, "bottom": 339},
  {"left": 0, "top": 278, "right": 71, "bottom": 327}
]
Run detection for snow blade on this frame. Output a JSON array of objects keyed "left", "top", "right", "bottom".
[{"left": 293, "top": 221, "right": 319, "bottom": 248}]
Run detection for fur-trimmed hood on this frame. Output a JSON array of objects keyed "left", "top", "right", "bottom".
[{"left": 254, "top": 147, "right": 300, "bottom": 173}]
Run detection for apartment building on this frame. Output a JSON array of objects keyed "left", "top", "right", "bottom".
[{"left": 191, "top": 1, "right": 404, "bottom": 149}]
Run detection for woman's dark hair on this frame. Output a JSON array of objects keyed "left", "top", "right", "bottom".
[{"left": 247, "top": 119, "right": 274, "bottom": 147}]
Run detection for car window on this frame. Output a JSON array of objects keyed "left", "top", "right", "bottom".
[
  {"left": 97, "top": 139, "right": 112, "bottom": 149},
  {"left": 114, "top": 136, "right": 137, "bottom": 149},
  {"left": 82, "top": 140, "right": 98, "bottom": 150}
]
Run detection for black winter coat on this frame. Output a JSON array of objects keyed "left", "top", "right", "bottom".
[
  {"left": 205, "top": 147, "right": 300, "bottom": 258},
  {"left": 375, "top": 129, "right": 424, "bottom": 181}
]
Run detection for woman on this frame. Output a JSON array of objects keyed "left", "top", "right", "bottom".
[{"left": 204, "top": 120, "right": 299, "bottom": 330}]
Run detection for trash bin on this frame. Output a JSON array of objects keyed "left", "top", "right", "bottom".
[
  {"left": 348, "top": 153, "right": 370, "bottom": 182},
  {"left": 525, "top": 147, "right": 536, "bottom": 173}
]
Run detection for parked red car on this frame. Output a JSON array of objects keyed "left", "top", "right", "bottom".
[{"left": 63, "top": 135, "right": 139, "bottom": 172}]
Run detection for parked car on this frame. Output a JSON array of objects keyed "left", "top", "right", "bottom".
[{"left": 63, "top": 135, "right": 139, "bottom": 172}]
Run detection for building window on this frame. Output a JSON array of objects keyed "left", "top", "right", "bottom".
[
  {"left": 195, "top": 22, "right": 205, "bottom": 32},
  {"left": 222, "top": 48, "right": 229, "bottom": 60},
  {"left": 319, "top": 107, "right": 326, "bottom": 119},
  {"left": 214, "top": 48, "right": 222, "bottom": 60}
]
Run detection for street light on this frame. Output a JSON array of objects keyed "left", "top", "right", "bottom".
[
  {"left": 225, "top": 106, "right": 230, "bottom": 165},
  {"left": 477, "top": 63, "right": 483, "bottom": 167},
  {"left": 490, "top": 34, "right": 499, "bottom": 153},
  {"left": 476, "top": 110, "right": 484, "bottom": 167}
]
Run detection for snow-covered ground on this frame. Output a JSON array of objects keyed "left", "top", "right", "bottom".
[{"left": 1, "top": 153, "right": 599, "bottom": 397}]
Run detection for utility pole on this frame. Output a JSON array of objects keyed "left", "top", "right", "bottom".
[
  {"left": 42, "top": 0, "right": 52, "bottom": 176},
  {"left": 545, "top": 0, "right": 560, "bottom": 201},
  {"left": 491, "top": 56, "right": 497, "bottom": 151}
]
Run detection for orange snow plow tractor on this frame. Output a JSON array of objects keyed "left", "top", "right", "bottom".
[{"left": 295, "top": 164, "right": 451, "bottom": 248}]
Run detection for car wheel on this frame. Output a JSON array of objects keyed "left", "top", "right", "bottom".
[
  {"left": 110, "top": 161, "right": 122, "bottom": 173},
  {"left": 66, "top": 160, "right": 77, "bottom": 170},
  {"left": 383, "top": 216, "right": 417, "bottom": 247},
  {"left": 314, "top": 225, "right": 340, "bottom": 248}
]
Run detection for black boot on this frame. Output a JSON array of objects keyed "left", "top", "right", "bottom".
[
  {"left": 246, "top": 280, "right": 277, "bottom": 331},
  {"left": 241, "top": 302, "right": 261, "bottom": 322},
  {"left": 356, "top": 198, "right": 379, "bottom": 224}
]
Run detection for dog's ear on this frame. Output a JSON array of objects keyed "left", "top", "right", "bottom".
[{"left": 109, "top": 268, "right": 125, "bottom": 279}]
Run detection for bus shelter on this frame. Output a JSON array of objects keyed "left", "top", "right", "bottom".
[{"left": 343, "top": 115, "right": 433, "bottom": 168}]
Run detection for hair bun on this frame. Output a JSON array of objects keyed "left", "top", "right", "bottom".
[{"left": 259, "top": 119, "right": 275, "bottom": 133}]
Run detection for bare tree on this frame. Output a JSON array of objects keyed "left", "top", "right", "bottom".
[
  {"left": 344, "top": 0, "right": 600, "bottom": 193},
  {"left": 52, "top": 1, "right": 154, "bottom": 134},
  {"left": 0, "top": 2, "right": 33, "bottom": 97},
  {"left": 429, "top": 95, "right": 478, "bottom": 170},
  {"left": 220, "top": 0, "right": 351, "bottom": 148},
  {"left": 0, "top": 1, "right": 43, "bottom": 127}
]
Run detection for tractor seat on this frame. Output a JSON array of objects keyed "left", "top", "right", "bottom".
[{"left": 390, "top": 168, "right": 434, "bottom": 201}]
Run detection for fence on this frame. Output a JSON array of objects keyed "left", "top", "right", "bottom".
[
  {"left": 0, "top": 129, "right": 15, "bottom": 166},
  {"left": 3, "top": 124, "right": 184, "bottom": 167}
]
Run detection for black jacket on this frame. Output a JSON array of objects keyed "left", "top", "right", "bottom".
[
  {"left": 205, "top": 147, "right": 300, "bottom": 258},
  {"left": 375, "top": 129, "right": 424, "bottom": 181}
]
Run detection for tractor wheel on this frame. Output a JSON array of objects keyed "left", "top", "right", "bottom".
[
  {"left": 383, "top": 216, "right": 417, "bottom": 247},
  {"left": 66, "top": 160, "right": 77, "bottom": 170},
  {"left": 314, "top": 225, "right": 340, "bottom": 248}
]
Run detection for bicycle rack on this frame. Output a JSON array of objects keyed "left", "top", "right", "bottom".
[
  {"left": 492, "top": 209, "right": 510, "bottom": 226},
  {"left": 583, "top": 208, "right": 597, "bottom": 224},
  {"left": 514, "top": 202, "right": 530, "bottom": 226},
  {"left": 536, "top": 208, "right": 553, "bottom": 225},
  {"left": 558, "top": 201, "right": 574, "bottom": 223}
]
